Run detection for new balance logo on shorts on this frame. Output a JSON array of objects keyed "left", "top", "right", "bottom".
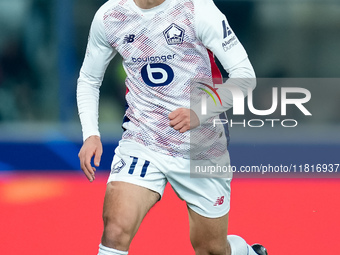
[
  {"left": 214, "top": 196, "right": 224, "bottom": 206},
  {"left": 123, "top": 34, "right": 135, "bottom": 44}
]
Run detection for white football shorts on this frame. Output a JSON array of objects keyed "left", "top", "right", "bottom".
[{"left": 107, "top": 139, "right": 231, "bottom": 218}]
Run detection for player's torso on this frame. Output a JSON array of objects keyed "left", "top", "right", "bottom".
[
  {"left": 99, "top": 0, "right": 225, "bottom": 158},
  {"left": 101, "top": 0, "right": 211, "bottom": 97}
]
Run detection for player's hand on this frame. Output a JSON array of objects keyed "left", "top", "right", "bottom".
[
  {"left": 169, "top": 108, "right": 200, "bottom": 133},
  {"left": 78, "top": 135, "right": 103, "bottom": 182}
]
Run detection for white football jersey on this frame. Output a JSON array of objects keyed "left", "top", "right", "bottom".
[{"left": 78, "top": 0, "right": 254, "bottom": 159}]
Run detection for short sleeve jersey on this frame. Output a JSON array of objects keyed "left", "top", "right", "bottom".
[{"left": 80, "top": 0, "right": 248, "bottom": 159}]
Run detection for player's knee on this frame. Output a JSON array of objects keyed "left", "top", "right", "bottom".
[{"left": 102, "top": 215, "right": 132, "bottom": 250}]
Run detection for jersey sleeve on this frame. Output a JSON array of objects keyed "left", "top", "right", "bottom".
[
  {"left": 195, "top": 0, "right": 248, "bottom": 72},
  {"left": 77, "top": 8, "right": 117, "bottom": 141},
  {"left": 80, "top": 8, "right": 117, "bottom": 78},
  {"left": 192, "top": 0, "right": 256, "bottom": 125}
]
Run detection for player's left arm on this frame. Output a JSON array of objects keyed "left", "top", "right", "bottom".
[
  {"left": 169, "top": 108, "right": 200, "bottom": 133},
  {"left": 192, "top": 0, "right": 256, "bottom": 125},
  {"left": 169, "top": 0, "right": 256, "bottom": 132}
]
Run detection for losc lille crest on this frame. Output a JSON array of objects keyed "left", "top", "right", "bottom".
[
  {"left": 163, "top": 23, "right": 185, "bottom": 45},
  {"left": 111, "top": 159, "right": 126, "bottom": 174}
]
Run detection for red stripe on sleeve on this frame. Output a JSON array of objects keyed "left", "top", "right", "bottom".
[{"left": 208, "top": 50, "right": 223, "bottom": 85}]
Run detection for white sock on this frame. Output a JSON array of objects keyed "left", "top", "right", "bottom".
[
  {"left": 98, "top": 244, "right": 128, "bottom": 255},
  {"left": 227, "top": 235, "right": 258, "bottom": 255}
]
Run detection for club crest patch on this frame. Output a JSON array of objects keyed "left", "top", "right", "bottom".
[
  {"left": 163, "top": 23, "right": 185, "bottom": 45},
  {"left": 111, "top": 159, "right": 126, "bottom": 174}
]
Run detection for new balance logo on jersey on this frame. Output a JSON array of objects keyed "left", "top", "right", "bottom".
[
  {"left": 123, "top": 34, "right": 135, "bottom": 44},
  {"left": 214, "top": 196, "right": 225, "bottom": 206},
  {"left": 163, "top": 23, "right": 185, "bottom": 45}
]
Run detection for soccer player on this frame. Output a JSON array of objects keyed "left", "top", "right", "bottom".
[{"left": 77, "top": 0, "right": 268, "bottom": 254}]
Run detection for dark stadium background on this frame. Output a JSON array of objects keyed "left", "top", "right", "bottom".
[{"left": 0, "top": 0, "right": 339, "bottom": 254}]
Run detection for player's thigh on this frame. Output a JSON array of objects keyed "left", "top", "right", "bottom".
[
  {"left": 188, "top": 207, "right": 230, "bottom": 253},
  {"left": 102, "top": 181, "right": 160, "bottom": 237}
]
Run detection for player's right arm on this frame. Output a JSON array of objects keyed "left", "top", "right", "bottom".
[{"left": 77, "top": 7, "right": 117, "bottom": 182}]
